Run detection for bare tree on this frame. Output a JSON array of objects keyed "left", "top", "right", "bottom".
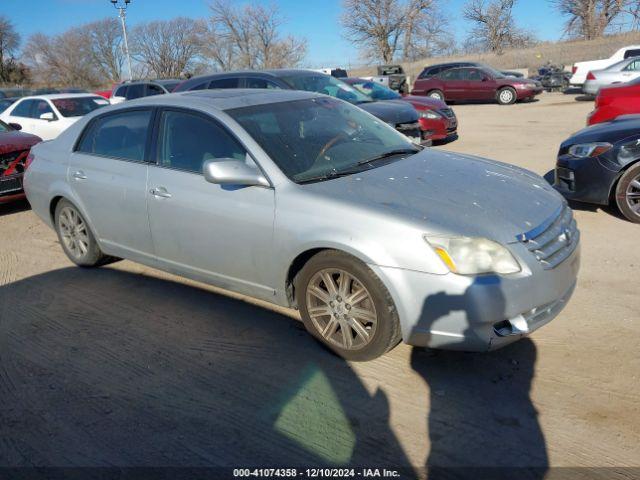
[
  {"left": 401, "top": 0, "right": 455, "bottom": 60},
  {"left": 84, "top": 19, "right": 125, "bottom": 82},
  {"left": 0, "top": 16, "right": 20, "bottom": 82},
  {"left": 131, "top": 17, "right": 206, "bottom": 78},
  {"left": 463, "top": 0, "right": 536, "bottom": 54},
  {"left": 550, "top": 0, "right": 639, "bottom": 39},
  {"left": 205, "top": 0, "right": 307, "bottom": 70}
]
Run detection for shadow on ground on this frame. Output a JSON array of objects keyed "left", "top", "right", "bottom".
[{"left": 0, "top": 198, "right": 30, "bottom": 217}]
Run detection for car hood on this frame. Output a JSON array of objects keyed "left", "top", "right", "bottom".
[
  {"left": 358, "top": 100, "right": 419, "bottom": 124},
  {"left": 0, "top": 131, "right": 41, "bottom": 154},
  {"left": 301, "top": 149, "right": 564, "bottom": 244},
  {"left": 401, "top": 95, "right": 448, "bottom": 110},
  {"left": 562, "top": 116, "right": 640, "bottom": 147}
]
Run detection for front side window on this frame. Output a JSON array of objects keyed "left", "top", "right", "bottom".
[
  {"left": 228, "top": 97, "right": 418, "bottom": 184},
  {"left": 466, "top": 69, "right": 484, "bottom": 81},
  {"left": 10, "top": 99, "right": 35, "bottom": 118},
  {"left": 33, "top": 100, "right": 55, "bottom": 119},
  {"left": 147, "top": 84, "right": 165, "bottom": 96},
  {"left": 244, "top": 77, "right": 281, "bottom": 89},
  {"left": 115, "top": 86, "right": 128, "bottom": 97},
  {"left": 157, "top": 110, "right": 247, "bottom": 173},
  {"left": 280, "top": 74, "right": 371, "bottom": 105},
  {"left": 0, "top": 119, "right": 11, "bottom": 132},
  {"left": 350, "top": 81, "right": 401, "bottom": 101},
  {"left": 52, "top": 97, "right": 108, "bottom": 117},
  {"left": 77, "top": 109, "right": 152, "bottom": 162}
]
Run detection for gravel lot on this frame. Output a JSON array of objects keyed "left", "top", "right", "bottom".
[{"left": 0, "top": 93, "right": 638, "bottom": 476}]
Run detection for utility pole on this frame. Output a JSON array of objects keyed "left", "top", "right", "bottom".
[{"left": 110, "top": 0, "right": 133, "bottom": 81}]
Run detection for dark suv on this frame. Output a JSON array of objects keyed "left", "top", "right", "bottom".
[{"left": 173, "top": 70, "right": 423, "bottom": 143}]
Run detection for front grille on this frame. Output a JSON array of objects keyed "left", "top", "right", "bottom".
[
  {"left": 439, "top": 108, "right": 455, "bottom": 119},
  {"left": 0, "top": 149, "right": 28, "bottom": 175},
  {"left": 0, "top": 175, "right": 22, "bottom": 195},
  {"left": 517, "top": 205, "right": 579, "bottom": 270}
]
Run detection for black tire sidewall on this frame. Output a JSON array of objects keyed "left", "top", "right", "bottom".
[
  {"left": 615, "top": 164, "right": 640, "bottom": 223},
  {"left": 294, "top": 250, "right": 401, "bottom": 361},
  {"left": 54, "top": 199, "right": 105, "bottom": 266}
]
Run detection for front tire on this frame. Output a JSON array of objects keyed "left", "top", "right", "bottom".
[
  {"left": 54, "top": 199, "right": 107, "bottom": 267},
  {"left": 295, "top": 250, "right": 402, "bottom": 361},
  {"left": 497, "top": 87, "right": 517, "bottom": 105},
  {"left": 427, "top": 89, "right": 444, "bottom": 101},
  {"left": 615, "top": 163, "right": 640, "bottom": 223}
]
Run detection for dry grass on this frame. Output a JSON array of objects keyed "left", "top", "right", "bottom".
[{"left": 351, "top": 31, "right": 640, "bottom": 79}]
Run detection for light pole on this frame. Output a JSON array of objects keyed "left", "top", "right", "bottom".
[{"left": 110, "top": 0, "right": 133, "bottom": 81}]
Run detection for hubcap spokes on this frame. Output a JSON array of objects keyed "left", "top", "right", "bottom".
[
  {"left": 306, "top": 269, "right": 377, "bottom": 351},
  {"left": 626, "top": 177, "right": 640, "bottom": 214},
  {"left": 59, "top": 207, "right": 89, "bottom": 259}
]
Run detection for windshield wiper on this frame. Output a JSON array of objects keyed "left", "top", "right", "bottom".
[
  {"left": 356, "top": 148, "right": 420, "bottom": 167},
  {"left": 297, "top": 169, "right": 362, "bottom": 184}
]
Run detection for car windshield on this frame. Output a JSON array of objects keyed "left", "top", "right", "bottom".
[
  {"left": 350, "top": 81, "right": 401, "bottom": 101},
  {"left": 227, "top": 97, "right": 419, "bottom": 184},
  {"left": 280, "top": 74, "right": 373, "bottom": 105},
  {"left": 52, "top": 96, "right": 109, "bottom": 117}
]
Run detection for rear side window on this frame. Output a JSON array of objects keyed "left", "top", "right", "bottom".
[
  {"left": 441, "top": 69, "right": 463, "bottom": 80},
  {"left": 624, "top": 60, "right": 640, "bottom": 71},
  {"left": 208, "top": 78, "right": 240, "bottom": 89},
  {"left": 115, "top": 86, "right": 128, "bottom": 97},
  {"left": 126, "top": 84, "right": 145, "bottom": 100},
  {"left": 77, "top": 109, "right": 152, "bottom": 162},
  {"left": 11, "top": 99, "right": 34, "bottom": 118},
  {"left": 146, "top": 84, "right": 165, "bottom": 96},
  {"left": 157, "top": 110, "right": 247, "bottom": 173},
  {"left": 624, "top": 49, "right": 640, "bottom": 59},
  {"left": 244, "top": 77, "right": 281, "bottom": 89}
]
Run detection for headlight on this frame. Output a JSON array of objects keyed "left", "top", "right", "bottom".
[
  {"left": 420, "top": 111, "right": 442, "bottom": 120},
  {"left": 425, "top": 236, "right": 521, "bottom": 275},
  {"left": 515, "top": 83, "right": 535, "bottom": 89},
  {"left": 618, "top": 139, "right": 640, "bottom": 163},
  {"left": 568, "top": 142, "right": 612, "bottom": 158}
]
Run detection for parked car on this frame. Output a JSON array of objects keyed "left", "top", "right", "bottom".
[
  {"left": 417, "top": 62, "right": 524, "bottom": 80},
  {"left": 554, "top": 115, "right": 640, "bottom": 222},
  {"left": 570, "top": 45, "right": 640, "bottom": 87},
  {"left": 587, "top": 78, "right": 640, "bottom": 126},
  {"left": 343, "top": 77, "right": 458, "bottom": 144},
  {"left": 412, "top": 66, "right": 543, "bottom": 105},
  {"left": 0, "top": 119, "right": 41, "bottom": 204},
  {"left": 360, "top": 64, "right": 409, "bottom": 94},
  {"left": 314, "top": 68, "right": 348, "bottom": 78},
  {"left": 583, "top": 56, "right": 640, "bottom": 96},
  {"left": 174, "top": 70, "right": 424, "bottom": 144},
  {"left": 0, "top": 94, "right": 109, "bottom": 141},
  {"left": 0, "top": 97, "right": 18, "bottom": 114},
  {"left": 110, "top": 79, "right": 182, "bottom": 104},
  {"left": 25, "top": 89, "right": 580, "bottom": 361}
]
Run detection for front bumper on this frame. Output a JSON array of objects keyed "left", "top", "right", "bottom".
[
  {"left": 370, "top": 238, "right": 580, "bottom": 352},
  {"left": 553, "top": 154, "right": 619, "bottom": 205}
]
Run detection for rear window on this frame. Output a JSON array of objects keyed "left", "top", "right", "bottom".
[
  {"left": 624, "top": 49, "right": 640, "bottom": 59},
  {"left": 76, "top": 109, "right": 152, "bottom": 162}
]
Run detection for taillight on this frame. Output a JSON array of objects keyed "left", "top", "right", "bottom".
[
  {"left": 25, "top": 151, "right": 35, "bottom": 170},
  {"left": 572, "top": 65, "right": 578, "bottom": 75},
  {"left": 587, "top": 71, "right": 596, "bottom": 81}
]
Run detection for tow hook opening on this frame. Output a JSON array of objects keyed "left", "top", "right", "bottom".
[{"left": 493, "top": 315, "right": 530, "bottom": 337}]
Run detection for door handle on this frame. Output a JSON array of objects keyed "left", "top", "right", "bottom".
[
  {"left": 150, "top": 187, "right": 172, "bottom": 199},
  {"left": 73, "top": 171, "right": 87, "bottom": 180}
]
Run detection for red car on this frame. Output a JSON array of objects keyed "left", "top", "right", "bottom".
[
  {"left": 411, "top": 65, "right": 543, "bottom": 105},
  {"left": 0, "top": 120, "right": 41, "bottom": 204},
  {"left": 343, "top": 77, "right": 458, "bottom": 144},
  {"left": 588, "top": 77, "right": 640, "bottom": 126}
]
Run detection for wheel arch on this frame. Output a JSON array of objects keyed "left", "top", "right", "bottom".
[{"left": 609, "top": 157, "right": 640, "bottom": 202}]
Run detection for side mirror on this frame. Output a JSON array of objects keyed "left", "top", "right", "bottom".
[
  {"left": 203, "top": 159, "right": 270, "bottom": 187},
  {"left": 39, "top": 112, "right": 55, "bottom": 121},
  {"left": 8, "top": 122, "right": 22, "bottom": 130}
]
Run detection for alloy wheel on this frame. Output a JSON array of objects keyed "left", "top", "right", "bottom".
[
  {"left": 305, "top": 268, "right": 378, "bottom": 351},
  {"left": 499, "top": 89, "right": 514, "bottom": 104},
  {"left": 58, "top": 206, "right": 90, "bottom": 259},
  {"left": 626, "top": 175, "right": 640, "bottom": 215}
]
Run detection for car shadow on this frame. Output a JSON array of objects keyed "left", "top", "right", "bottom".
[
  {"left": 409, "top": 278, "right": 548, "bottom": 480},
  {"left": 0, "top": 266, "right": 414, "bottom": 473},
  {"left": 574, "top": 94, "right": 595, "bottom": 102},
  {"left": 0, "top": 198, "right": 30, "bottom": 216}
]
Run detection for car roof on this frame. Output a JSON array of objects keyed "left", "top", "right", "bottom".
[
  {"left": 108, "top": 88, "right": 321, "bottom": 112},
  {"left": 16, "top": 93, "right": 102, "bottom": 101}
]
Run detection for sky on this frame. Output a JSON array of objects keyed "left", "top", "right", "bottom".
[{"left": 1, "top": 0, "right": 567, "bottom": 67}]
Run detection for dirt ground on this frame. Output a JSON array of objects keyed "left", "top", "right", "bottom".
[{"left": 0, "top": 93, "right": 638, "bottom": 477}]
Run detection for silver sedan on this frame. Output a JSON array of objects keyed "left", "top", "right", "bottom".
[
  {"left": 24, "top": 90, "right": 580, "bottom": 361},
  {"left": 583, "top": 56, "right": 640, "bottom": 96}
]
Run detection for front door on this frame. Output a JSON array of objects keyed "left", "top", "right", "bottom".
[
  {"left": 146, "top": 108, "right": 276, "bottom": 300},
  {"left": 466, "top": 68, "right": 497, "bottom": 100},
  {"left": 69, "top": 108, "right": 155, "bottom": 262}
]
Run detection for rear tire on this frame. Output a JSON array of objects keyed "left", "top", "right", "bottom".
[
  {"left": 294, "top": 250, "right": 402, "bottom": 361},
  {"left": 615, "top": 163, "right": 640, "bottom": 223},
  {"left": 427, "top": 90, "right": 444, "bottom": 101},
  {"left": 497, "top": 87, "right": 517, "bottom": 105},
  {"left": 54, "top": 199, "right": 109, "bottom": 267}
]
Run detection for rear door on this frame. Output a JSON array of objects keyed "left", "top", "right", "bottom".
[
  {"left": 145, "top": 108, "right": 276, "bottom": 298},
  {"left": 69, "top": 108, "right": 155, "bottom": 262},
  {"left": 439, "top": 69, "right": 466, "bottom": 101}
]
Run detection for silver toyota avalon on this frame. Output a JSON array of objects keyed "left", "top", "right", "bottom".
[{"left": 24, "top": 90, "right": 580, "bottom": 361}]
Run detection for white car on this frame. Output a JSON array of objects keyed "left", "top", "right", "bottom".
[
  {"left": 0, "top": 94, "right": 109, "bottom": 141},
  {"left": 570, "top": 45, "right": 640, "bottom": 87}
]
